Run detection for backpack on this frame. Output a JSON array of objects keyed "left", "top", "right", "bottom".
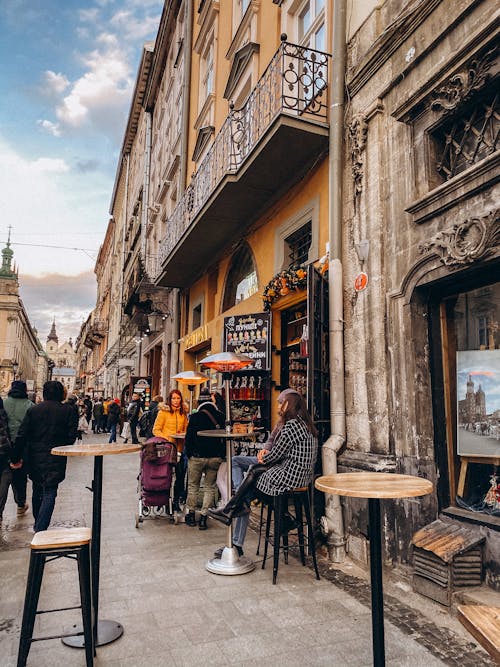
[{"left": 138, "top": 411, "right": 151, "bottom": 437}]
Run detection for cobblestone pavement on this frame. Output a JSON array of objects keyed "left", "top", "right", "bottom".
[{"left": 0, "top": 432, "right": 495, "bottom": 666}]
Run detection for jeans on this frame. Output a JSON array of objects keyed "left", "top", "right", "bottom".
[
  {"left": 32, "top": 482, "right": 58, "bottom": 532},
  {"left": 232, "top": 455, "right": 258, "bottom": 490},
  {"left": 12, "top": 467, "right": 28, "bottom": 507},
  {"left": 130, "top": 420, "right": 139, "bottom": 444},
  {"left": 108, "top": 423, "right": 117, "bottom": 443},
  {"left": 186, "top": 457, "right": 223, "bottom": 516},
  {"left": 174, "top": 454, "right": 187, "bottom": 503},
  {"left": 0, "top": 467, "right": 13, "bottom": 518}
]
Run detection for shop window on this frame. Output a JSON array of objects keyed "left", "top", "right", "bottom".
[
  {"left": 222, "top": 244, "right": 258, "bottom": 312},
  {"left": 431, "top": 87, "right": 499, "bottom": 183},
  {"left": 439, "top": 281, "right": 500, "bottom": 520}
]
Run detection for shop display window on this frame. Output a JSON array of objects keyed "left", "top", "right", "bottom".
[{"left": 440, "top": 281, "right": 500, "bottom": 519}]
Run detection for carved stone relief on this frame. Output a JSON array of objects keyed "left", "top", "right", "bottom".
[
  {"left": 348, "top": 113, "right": 368, "bottom": 201},
  {"left": 430, "top": 45, "right": 498, "bottom": 114},
  {"left": 418, "top": 208, "right": 500, "bottom": 266}
]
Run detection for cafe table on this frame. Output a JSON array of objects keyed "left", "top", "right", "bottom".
[
  {"left": 198, "top": 429, "right": 258, "bottom": 575},
  {"left": 51, "top": 442, "right": 141, "bottom": 647},
  {"left": 315, "top": 472, "right": 433, "bottom": 667}
]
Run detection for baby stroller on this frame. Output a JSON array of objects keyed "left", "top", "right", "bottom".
[{"left": 135, "top": 437, "right": 176, "bottom": 528}]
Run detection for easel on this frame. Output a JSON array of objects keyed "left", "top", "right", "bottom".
[{"left": 457, "top": 456, "right": 500, "bottom": 497}]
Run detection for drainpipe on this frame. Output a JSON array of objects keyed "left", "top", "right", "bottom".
[
  {"left": 142, "top": 111, "right": 152, "bottom": 266},
  {"left": 170, "top": 0, "right": 193, "bottom": 386},
  {"left": 322, "top": 0, "right": 347, "bottom": 562},
  {"left": 117, "top": 153, "right": 130, "bottom": 394}
]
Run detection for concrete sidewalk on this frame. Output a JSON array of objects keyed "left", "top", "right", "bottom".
[{"left": 0, "top": 433, "right": 494, "bottom": 666}]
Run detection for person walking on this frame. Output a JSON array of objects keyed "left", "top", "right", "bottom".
[
  {"left": 127, "top": 393, "right": 142, "bottom": 444},
  {"left": 92, "top": 397, "right": 104, "bottom": 434},
  {"left": 10, "top": 381, "right": 79, "bottom": 533},
  {"left": 107, "top": 399, "right": 121, "bottom": 443},
  {"left": 152, "top": 390, "right": 188, "bottom": 512},
  {"left": 184, "top": 388, "right": 225, "bottom": 530},
  {"left": 209, "top": 392, "right": 317, "bottom": 555},
  {"left": 0, "top": 398, "right": 13, "bottom": 525},
  {"left": 3, "top": 380, "right": 33, "bottom": 516}
]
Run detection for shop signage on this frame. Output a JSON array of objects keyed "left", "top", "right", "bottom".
[
  {"left": 223, "top": 312, "right": 271, "bottom": 370},
  {"left": 354, "top": 272, "right": 368, "bottom": 292},
  {"left": 130, "top": 376, "right": 152, "bottom": 410},
  {"left": 184, "top": 324, "right": 209, "bottom": 351}
]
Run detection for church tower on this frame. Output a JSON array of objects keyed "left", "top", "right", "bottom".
[{"left": 46, "top": 319, "right": 59, "bottom": 356}]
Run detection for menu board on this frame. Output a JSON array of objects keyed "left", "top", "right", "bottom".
[
  {"left": 223, "top": 312, "right": 271, "bottom": 370},
  {"left": 130, "top": 376, "right": 152, "bottom": 410}
]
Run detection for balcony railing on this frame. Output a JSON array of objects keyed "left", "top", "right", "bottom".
[{"left": 155, "top": 40, "right": 330, "bottom": 277}]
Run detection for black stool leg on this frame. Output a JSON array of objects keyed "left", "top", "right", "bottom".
[
  {"left": 303, "top": 492, "right": 320, "bottom": 580},
  {"left": 262, "top": 499, "right": 273, "bottom": 569},
  {"left": 273, "top": 495, "right": 283, "bottom": 584},
  {"left": 77, "top": 544, "right": 95, "bottom": 665},
  {"left": 282, "top": 496, "right": 289, "bottom": 565},
  {"left": 17, "top": 551, "right": 45, "bottom": 667},
  {"left": 256, "top": 502, "right": 265, "bottom": 555},
  {"left": 293, "top": 495, "right": 306, "bottom": 565}
]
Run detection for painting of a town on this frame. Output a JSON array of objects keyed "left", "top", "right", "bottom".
[{"left": 457, "top": 350, "right": 500, "bottom": 456}]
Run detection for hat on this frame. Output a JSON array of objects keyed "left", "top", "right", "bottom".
[
  {"left": 9, "top": 380, "right": 28, "bottom": 397},
  {"left": 198, "top": 387, "right": 211, "bottom": 400},
  {"left": 278, "top": 388, "right": 300, "bottom": 402}
]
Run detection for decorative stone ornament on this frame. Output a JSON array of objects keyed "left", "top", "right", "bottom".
[
  {"left": 418, "top": 209, "right": 500, "bottom": 266},
  {"left": 349, "top": 113, "right": 368, "bottom": 200}
]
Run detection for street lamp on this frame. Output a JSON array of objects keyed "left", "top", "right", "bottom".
[
  {"left": 171, "top": 370, "right": 209, "bottom": 413},
  {"left": 11, "top": 359, "right": 18, "bottom": 380}
]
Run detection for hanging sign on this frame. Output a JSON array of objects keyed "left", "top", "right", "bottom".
[
  {"left": 223, "top": 312, "right": 271, "bottom": 370},
  {"left": 130, "top": 376, "right": 152, "bottom": 410},
  {"left": 354, "top": 272, "right": 368, "bottom": 292}
]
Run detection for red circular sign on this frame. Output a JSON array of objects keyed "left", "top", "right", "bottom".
[{"left": 354, "top": 272, "right": 368, "bottom": 292}]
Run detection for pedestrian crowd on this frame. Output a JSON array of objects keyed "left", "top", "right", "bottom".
[{"left": 0, "top": 378, "right": 318, "bottom": 561}]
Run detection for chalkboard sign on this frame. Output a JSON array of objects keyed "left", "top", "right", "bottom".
[{"left": 223, "top": 313, "right": 271, "bottom": 370}]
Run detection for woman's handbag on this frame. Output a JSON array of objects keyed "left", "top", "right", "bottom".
[{"left": 120, "top": 421, "right": 131, "bottom": 440}]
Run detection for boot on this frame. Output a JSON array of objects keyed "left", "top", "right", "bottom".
[
  {"left": 208, "top": 502, "right": 250, "bottom": 525},
  {"left": 198, "top": 515, "right": 208, "bottom": 530},
  {"left": 185, "top": 511, "right": 196, "bottom": 527},
  {"left": 209, "top": 463, "right": 267, "bottom": 524},
  {"left": 172, "top": 499, "right": 181, "bottom": 513}
]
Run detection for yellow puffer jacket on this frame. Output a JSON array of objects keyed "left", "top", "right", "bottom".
[{"left": 152, "top": 404, "right": 188, "bottom": 450}]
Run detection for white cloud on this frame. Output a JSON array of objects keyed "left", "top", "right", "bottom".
[
  {"left": 42, "top": 70, "right": 70, "bottom": 95},
  {"left": 79, "top": 8, "right": 99, "bottom": 22},
  {"left": 37, "top": 119, "right": 62, "bottom": 137}
]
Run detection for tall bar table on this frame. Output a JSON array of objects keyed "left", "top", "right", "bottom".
[
  {"left": 315, "top": 472, "right": 433, "bottom": 667},
  {"left": 198, "top": 429, "right": 256, "bottom": 575},
  {"left": 52, "top": 442, "right": 141, "bottom": 647}
]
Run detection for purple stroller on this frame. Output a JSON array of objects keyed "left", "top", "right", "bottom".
[{"left": 135, "top": 437, "right": 176, "bottom": 527}]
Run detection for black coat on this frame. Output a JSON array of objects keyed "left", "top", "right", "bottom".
[
  {"left": 184, "top": 402, "right": 225, "bottom": 459},
  {"left": 12, "top": 400, "right": 78, "bottom": 487},
  {"left": 107, "top": 402, "right": 121, "bottom": 427},
  {"left": 0, "top": 404, "right": 12, "bottom": 471}
]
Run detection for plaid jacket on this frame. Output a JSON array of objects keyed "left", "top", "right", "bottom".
[{"left": 256, "top": 417, "right": 317, "bottom": 496}]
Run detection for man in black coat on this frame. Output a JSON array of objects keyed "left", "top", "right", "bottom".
[
  {"left": 184, "top": 388, "right": 225, "bottom": 530},
  {"left": 126, "top": 392, "right": 142, "bottom": 444},
  {"left": 11, "top": 381, "right": 78, "bottom": 532}
]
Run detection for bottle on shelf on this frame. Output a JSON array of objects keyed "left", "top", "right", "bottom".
[
  {"left": 300, "top": 324, "right": 308, "bottom": 358},
  {"left": 240, "top": 375, "right": 248, "bottom": 400},
  {"left": 233, "top": 376, "right": 240, "bottom": 400},
  {"left": 248, "top": 375, "right": 255, "bottom": 399}
]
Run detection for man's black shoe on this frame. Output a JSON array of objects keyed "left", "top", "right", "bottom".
[
  {"left": 213, "top": 544, "right": 244, "bottom": 558},
  {"left": 281, "top": 513, "right": 299, "bottom": 534},
  {"left": 199, "top": 515, "right": 208, "bottom": 530}
]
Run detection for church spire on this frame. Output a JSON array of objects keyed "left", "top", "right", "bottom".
[
  {"left": 47, "top": 319, "right": 58, "bottom": 344},
  {"left": 0, "top": 225, "right": 16, "bottom": 279}
]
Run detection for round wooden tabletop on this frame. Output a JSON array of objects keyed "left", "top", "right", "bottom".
[
  {"left": 168, "top": 433, "right": 186, "bottom": 439},
  {"left": 197, "top": 429, "right": 256, "bottom": 439},
  {"left": 315, "top": 472, "right": 433, "bottom": 499},
  {"left": 51, "top": 443, "right": 142, "bottom": 457}
]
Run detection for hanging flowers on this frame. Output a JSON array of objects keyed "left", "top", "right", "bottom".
[{"left": 262, "top": 266, "right": 307, "bottom": 311}]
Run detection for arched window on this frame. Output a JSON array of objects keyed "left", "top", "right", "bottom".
[{"left": 222, "top": 244, "right": 258, "bottom": 312}]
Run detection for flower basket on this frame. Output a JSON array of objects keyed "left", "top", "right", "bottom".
[{"left": 262, "top": 266, "right": 307, "bottom": 311}]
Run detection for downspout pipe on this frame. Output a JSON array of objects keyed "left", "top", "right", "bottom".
[
  {"left": 117, "top": 153, "right": 130, "bottom": 395},
  {"left": 170, "top": 0, "right": 193, "bottom": 387},
  {"left": 322, "top": 0, "right": 347, "bottom": 562}
]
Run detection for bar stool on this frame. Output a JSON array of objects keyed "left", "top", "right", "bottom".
[
  {"left": 261, "top": 486, "right": 320, "bottom": 584},
  {"left": 17, "top": 527, "right": 94, "bottom": 667}
]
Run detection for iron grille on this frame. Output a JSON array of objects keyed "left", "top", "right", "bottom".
[
  {"left": 434, "top": 89, "right": 499, "bottom": 180},
  {"left": 286, "top": 222, "right": 312, "bottom": 268}
]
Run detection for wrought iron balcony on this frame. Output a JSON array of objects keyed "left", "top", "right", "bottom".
[{"left": 155, "top": 40, "right": 330, "bottom": 288}]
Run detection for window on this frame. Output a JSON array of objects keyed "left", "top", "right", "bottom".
[
  {"left": 297, "top": 0, "right": 325, "bottom": 50},
  {"left": 285, "top": 221, "right": 312, "bottom": 268},
  {"left": 222, "top": 244, "right": 258, "bottom": 312},
  {"left": 438, "top": 280, "right": 500, "bottom": 520},
  {"left": 200, "top": 40, "right": 214, "bottom": 106},
  {"left": 431, "top": 87, "right": 499, "bottom": 182},
  {"left": 192, "top": 303, "right": 202, "bottom": 330}
]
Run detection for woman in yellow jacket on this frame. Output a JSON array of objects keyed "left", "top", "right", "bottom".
[{"left": 152, "top": 389, "right": 189, "bottom": 511}]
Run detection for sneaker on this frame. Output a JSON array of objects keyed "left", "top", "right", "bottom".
[{"left": 17, "top": 503, "right": 29, "bottom": 516}]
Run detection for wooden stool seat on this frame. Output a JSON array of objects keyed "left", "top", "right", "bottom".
[
  {"left": 31, "top": 527, "right": 91, "bottom": 549},
  {"left": 18, "top": 527, "right": 94, "bottom": 667},
  {"left": 457, "top": 605, "right": 500, "bottom": 664}
]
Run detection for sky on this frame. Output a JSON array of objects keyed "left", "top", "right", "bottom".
[{"left": 0, "top": 0, "right": 163, "bottom": 343}]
